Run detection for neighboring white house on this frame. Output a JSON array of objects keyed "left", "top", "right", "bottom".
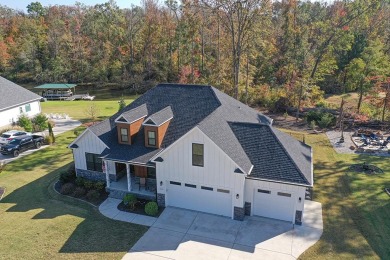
[
  {"left": 0, "top": 76, "right": 42, "bottom": 128},
  {"left": 69, "top": 84, "right": 313, "bottom": 224}
]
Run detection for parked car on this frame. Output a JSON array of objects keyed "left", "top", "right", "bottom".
[
  {"left": 0, "top": 130, "right": 31, "bottom": 145},
  {"left": 0, "top": 135, "right": 44, "bottom": 157}
]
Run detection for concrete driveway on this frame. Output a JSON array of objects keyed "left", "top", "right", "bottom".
[
  {"left": 123, "top": 201, "right": 323, "bottom": 260},
  {"left": 0, "top": 118, "right": 81, "bottom": 164}
]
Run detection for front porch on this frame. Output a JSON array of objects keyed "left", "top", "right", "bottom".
[{"left": 104, "top": 160, "right": 156, "bottom": 201}]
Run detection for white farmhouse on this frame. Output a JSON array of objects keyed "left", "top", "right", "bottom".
[
  {"left": 69, "top": 84, "right": 313, "bottom": 224},
  {"left": 0, "top": 76, "right": 42, "bottom": 128}
]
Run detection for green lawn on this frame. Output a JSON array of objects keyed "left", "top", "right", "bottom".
[
  {"left": 41, "top": 98, "right": 137, "bottom": 122},
  {"left": 0, "top": 129, "right": 147, "bottom": 259},
  {"left": 292, "top": 132, "right": 390, "bottom": 259}
]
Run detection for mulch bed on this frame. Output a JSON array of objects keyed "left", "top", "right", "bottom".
[
  {"left": 0, "top": 187, "right": 5, "bottom": 200},
  {"left": 54, "top": 181, "right": 108, "bottom": 206},
  {"left": 117, "top": 200, "right": 164, "bottom": 217},
  {"left": 348, "top": 163, "right": 384, "bottom": 175}
]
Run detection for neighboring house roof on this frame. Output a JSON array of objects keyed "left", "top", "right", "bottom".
[
  {"left": 229, "top": 123, "right": 312, "bottom": 186},
  {"left": 144, "top": 106, "right": 173, "bottom": 126},
  {"left": 85, "top": 83, "right": 311, "bottom": 185},
  {"left": 34, "top": 83, "right": 77, "bottom": 89},
  {"left": 0, "top": 76, "right": 42, "bottom": 112}
]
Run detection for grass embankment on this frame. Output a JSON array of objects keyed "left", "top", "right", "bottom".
[
  {"left": 41, "top": 98, "right": 137, "bottom": 122},
  {"left": 0, "top": 129, "right": 147, "bottom": 259},
  {"left": 284, "top": 132, "right": 389, "bottom": 259}
]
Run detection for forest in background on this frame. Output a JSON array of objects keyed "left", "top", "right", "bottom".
[{"left": 0, "top": 0, "right": 389, "bottom": 118}]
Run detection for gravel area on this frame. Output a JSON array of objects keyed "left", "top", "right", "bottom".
[
  {"left": 326, "top": 130, "right": 356, "bottom": 154},
  {"left": 326, "top": 130, "right": 390, "bottom": 157}
]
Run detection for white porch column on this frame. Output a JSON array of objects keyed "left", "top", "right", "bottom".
[
  {"left": 105, "top": 160, "right": 110, "bottom": 188},
  {"left": 126, "top": 164, "right": 131, "bottom": 191}
]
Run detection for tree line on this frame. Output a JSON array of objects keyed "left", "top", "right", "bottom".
[{"left": 0, "top": 0, "right": 389, "bottom": 115}]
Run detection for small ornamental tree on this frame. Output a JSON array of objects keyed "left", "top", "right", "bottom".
[
  {"left": 48, "top": 121, "right": 55, "bottom": 143},
  {"left": 18, "top": 114, "right": 33, "bottom": 132},
  {"left": 118, "top": 96, "right": 126, "bottom": 112}
]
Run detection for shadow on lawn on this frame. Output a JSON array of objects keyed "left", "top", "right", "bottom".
[
  {"left": 311, "top": 151, "right": 390, "bottom": 259},
  {"left": 2, "top": 163, "right": 147, "bottom": 254}
]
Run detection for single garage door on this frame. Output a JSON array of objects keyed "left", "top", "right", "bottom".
[
  {"left": 167, "top": 181, "right": 232, "bottom": 217},
  {"left": 253, "top": 188, "right": 295, "bottom": 222}
]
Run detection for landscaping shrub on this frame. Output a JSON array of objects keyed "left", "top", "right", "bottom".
[
  {"left": 123, "top": 194, "right": 137, "bottom": 210},
  {"left": 59, "top": 170, "right": 76, "bottom": 184},
  {"left": 94, "top": 181, "right": 105, "bottom": 191},
  {"left": 60, "top": 183, "right": 76, "bottom": 195},
  {"left": 18, "top": 114, "right": 33, "bottom": 132},
  {"left": 75, "top": 176, "right": 85, "bottom": 187},
  {"left": 32, "top": 113, "right": 48, "bottom": 132},
  {"left": 83, "top": 180, "right": 95, "bottom": 189},
  {"left": 44, "top": 134, "right": 53, "bottom": 145},
  {"left": 306, "top": 110, "right": 336, "bottom": 129},
  {"left": 86, "top": 190, "right": 100, "bottom": 201},
  {"left": 317, "top": 113, "right": 335, "bottom": 129},
  {"left": 73, "top": 187, "right": 87, "bottom": 198},
  {"left": 144, "top": 201, "right": 158, "bottom": 216}
]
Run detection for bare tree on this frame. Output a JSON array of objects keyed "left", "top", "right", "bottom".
[{"left": 202, "top": 0, "right": 269, "bottom": 99}]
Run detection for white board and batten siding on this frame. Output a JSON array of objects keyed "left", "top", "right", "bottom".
[
  {"left": 156, "top": 127, "right": 245, "bottom": 218},
  {"left": 0, "top": 100, "right": 41, "bottom": 128},
  {"left": 244, "top": 179, "right": 306, "bottom": 223},
  {"left": 72, "top": 130, "right": 107, "bottom": 171}
]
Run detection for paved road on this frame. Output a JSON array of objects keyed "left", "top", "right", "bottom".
[{"left": 0, "top": 119, "right": 81, "bottom": 165}]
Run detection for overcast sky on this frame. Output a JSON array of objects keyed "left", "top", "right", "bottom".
[{"left": 1, "top": 0, "right": 142, "bottom": 12}]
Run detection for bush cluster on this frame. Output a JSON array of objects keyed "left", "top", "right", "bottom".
[
  {"left": 17, "top": 113, "right": 49, "bottom": 133},
  {"left": 59, "top": 164, "right": 76, "bottom": 184},
  {"left": 306, "top": 110, "right": 336, "bottom": 129},
  {"left": 60, "top": 183, "right": 76, "bottom": 195},
  {"left": 86, "top": 190, "right": 100, "bottom": 201}
]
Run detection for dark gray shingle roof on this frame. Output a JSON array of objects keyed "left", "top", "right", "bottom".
[
  {"left": 87, "top": 83, "right": 312, "bottom": 186},
  {"left": 229, "top": 122, "right": 312, "bottom": 186},
  {"left": 119, "top": 104, "right": 148, "bottom": 123},
  {"left": 144, "top": 106, "right": 173, "bottom": 126},
  {"left": 0, "top": 77, "right": 41, "bottom": 111}
]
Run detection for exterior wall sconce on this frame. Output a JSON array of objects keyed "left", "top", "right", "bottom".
[
  {"left": 299, "top": 197, "right": 302, "bottom": 203},
  {"left": 160, "top": 181, "right": 163, "bottom": 186},
  {"left": 236, "top": 194, "right": 239, "bottom": 199}
]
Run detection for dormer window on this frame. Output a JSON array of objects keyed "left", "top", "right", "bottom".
[
  {"left": 147, "top": 131, "right": 156, "bottom": 146},
  {"left": 120, "top": 128, "right": 129, "bottom": 142},
  {"left": 143, "top": 106, "right": 173, "bottom": 148},
  {"left": 114, "top": 104, "right": 148, "bottom": 145}
]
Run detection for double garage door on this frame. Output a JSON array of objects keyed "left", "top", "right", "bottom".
[
  {"left": 253, "top": 188, "right": 295, "bottom": 222},
  {"left": 166, "top": 181, "right": 232, "bottom": 217}
]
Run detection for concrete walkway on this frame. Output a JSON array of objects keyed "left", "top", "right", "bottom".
[
  {"left": 99, "top": 198, "right": 157, "bottom": 226},
  {"left": 99, "top": 198, "right": 323, "bottom": 260},
  {"left": 0, "top": 118, "right": 81, "bottom": 164}
]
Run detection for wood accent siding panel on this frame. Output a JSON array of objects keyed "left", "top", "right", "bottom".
[
  {"left": 144, "top": 120, "right": 171, "bottom": 148},
  {"left": 116, "top": 118, "right": 144, "bottom": 145},
  {"left": 134, "top": 165, "right": 147, "bottom": 177},
  {"left": 116, "top": 123, "right": 131, "bottom": 145},
  {"left": 157, "top": 120, "right": 170, "bottom": 147},
  {"left": 73, "top": 130, "right": 106, "bottom": 171},
  {"left": 129, "top": 118, "right": 144, "bottom": 141}
]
